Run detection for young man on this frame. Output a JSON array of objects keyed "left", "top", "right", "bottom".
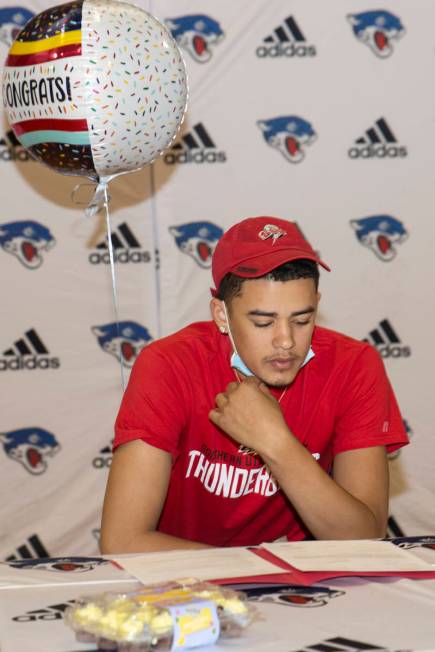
[{"left": 100, "top": 216, "right": 408, "bottom": 553}]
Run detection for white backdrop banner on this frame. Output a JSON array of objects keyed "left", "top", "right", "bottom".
[{"left": 1, "top": 0, "right": 434, "bottom": 559}]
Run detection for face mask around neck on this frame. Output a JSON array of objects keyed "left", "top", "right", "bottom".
[{"left": 230, "top": 347, "right": 315, "bottom": 377}]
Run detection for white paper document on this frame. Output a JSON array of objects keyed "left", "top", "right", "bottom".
[
  {"left": 261, "top": 540, "right": 434, "bottom": 572},
  {"left": 113, "top": 547, "right": 283, "bottom": 584}
]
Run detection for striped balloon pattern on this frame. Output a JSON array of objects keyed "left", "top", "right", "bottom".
[{"left": 2, "top": 0, "right": 188, "bottom": 180}]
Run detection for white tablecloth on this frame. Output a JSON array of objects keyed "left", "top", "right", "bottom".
[{"left": 1, "top": 544, "right": 435, "bottom": 651}]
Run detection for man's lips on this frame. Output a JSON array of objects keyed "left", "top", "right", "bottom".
[{"left": 267, "top": 357, "right": 298, "bottom": 371}]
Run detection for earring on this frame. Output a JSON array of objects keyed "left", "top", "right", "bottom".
[{"left": 219, "top": 325, "right": 227, "bottom": 334}]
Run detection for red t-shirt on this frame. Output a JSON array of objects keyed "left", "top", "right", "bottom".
[{"left": 114, "top": 322, "right": 408, "bottom": 546}]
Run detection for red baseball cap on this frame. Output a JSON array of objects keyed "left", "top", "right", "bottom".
[{"left": 211, "top": 216, "right": 330, "bottom": 295}]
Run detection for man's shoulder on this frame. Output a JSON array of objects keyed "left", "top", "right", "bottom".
[
  {"left": 312, "top": 325, "right": 375, "bottom": 364},
  {"left": 308, "top": 326, "right": 384, "bottom": 396},
  {"left": 131, "top": 321, "right": 223, "bottom": 381},
  {"left": 146, "top": 321, "right": 220, "bottom": 358}
]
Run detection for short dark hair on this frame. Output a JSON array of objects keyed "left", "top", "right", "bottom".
[{"left": 216, "top": 259, "right": 319, "bottom": 304}]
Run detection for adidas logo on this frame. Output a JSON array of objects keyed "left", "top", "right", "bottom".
[
  {"left": 0, "top": 129, "right": 32, "bottom": 162},
  {"left": 363, "top": 319, "right": 410, "bottom": 358},
  {"left": 388, "top": 418, "right": 412, "bottom": 461},
  {"left": 403, "top": 418, "right": 413, "bottom": 438},
  {"left": 12, "top": 600, "right": 75, "bottom": 623},
  {"left": 256, "top": 15, "right": 316, "bottom": 58},
  {"left": 291, "top": 636, "right": 388, "bottom": 651},
  {"left": 0, "top": 329, "right": 60, "bottom": 371},
  {"left": 387, "top": 515, "right": 405, "bottom": 538},
  {"left": 92, "top": 442, "right": 112, "bottom": 469},
  {"left": 6, "top": 534, "right": 49, "bottom": 562},
  {"left": 89, "top": 222, "right": 151, "bottom": 265},
  {"left": 348, "top": 117, "right": 407, "bottom": 159},
  {"left": 163, "top": 122, "right": 226, "bottom": 164},
  {"left": 92, "top": 528, "right": 101, "bottom": 542}
]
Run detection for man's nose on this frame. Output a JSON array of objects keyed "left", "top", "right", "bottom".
[{"left": 272, "top": 323, "right": 295, "bottom": 350}]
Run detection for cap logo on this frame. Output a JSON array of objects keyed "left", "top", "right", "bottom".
[{"left": 258, "top": 224, "right": 286, "bottom": 245}]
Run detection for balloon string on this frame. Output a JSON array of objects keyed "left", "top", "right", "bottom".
[
  {"left": 149, "top": 164, "right": 161, "bottom": 339},
  {"left": 84, "top": 181, "right": 112, "bottom": 218},
  {"left": 102, "top": 183, "right": 126, "bottom": 392}
]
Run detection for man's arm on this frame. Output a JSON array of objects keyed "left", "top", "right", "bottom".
[
  {"left": 261, "top": 435, "right": 389, "bottom": 540},
  {"left": 210, "top": 378, "right": 389, "bottom": 540},
  {"left": 100, "top": 440, "right": 210, "bottom": 553}
]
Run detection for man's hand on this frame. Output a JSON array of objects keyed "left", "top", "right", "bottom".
[
  {"left": 208, "top": 377, "right": 289, "bottom": 455},
  {"left": 209, "top": 379, "right": 390, "bottom": 541}
]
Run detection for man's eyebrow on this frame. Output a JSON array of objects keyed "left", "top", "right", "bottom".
[{"left": 247, "top": 307, "right": 316, "bottom": 318}]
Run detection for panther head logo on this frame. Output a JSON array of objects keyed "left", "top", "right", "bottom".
[
  {"left": 165, "top": 14, "right": 224, "bottom": 63},
  {"left": 169, "top": 221, "right": 223, "bottom": 268},
  {"left": 0, "top": 6, "right": 34, "bottom": 47},
  {"left": 232, "top": 583, "right": 344, "bottom": 607},
  {"left": 6, "top": 556, "right": 108, "bottom": 572},
  {"left": 391, "top": 536, "right": 435, "bottom": 552},
  {"left": 92, "top": 321, "right": 152, "bottom": 368},
  {"left": 347, "top": 11, "right": 405, "bottom": 58},
  {"left": 0, "top": 428, "right": 60, "bottom": 475},
  {"left": 257, "top": 116, "right": 317, "bottom": 163},
  {"left": 0, "top": 221, "right": 56, "bottom": 269},
  {"left": 350, "top": 215, "right": 408, "bottom": 261}
]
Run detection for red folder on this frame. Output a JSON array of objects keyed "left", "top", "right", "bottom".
[{"left": 214, "top": 547, "right": 435, "bottom": 587}]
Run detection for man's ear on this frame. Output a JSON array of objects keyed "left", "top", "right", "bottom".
[{"left": 210, "top": 298, "right": 228, "bottom": 333}]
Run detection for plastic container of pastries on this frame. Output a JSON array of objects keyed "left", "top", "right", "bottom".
[{"left": 64, "top": 580, "right": 258, "bottom": 651}]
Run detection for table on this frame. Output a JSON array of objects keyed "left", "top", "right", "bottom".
[{"left": 1, "top": 537, "right": 435, "bottom": 652}]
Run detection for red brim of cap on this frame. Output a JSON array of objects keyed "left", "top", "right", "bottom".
[{"left": 210, "top": 249, "right": 330, "bottom": 297}]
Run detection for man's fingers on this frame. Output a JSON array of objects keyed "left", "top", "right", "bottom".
[
  {"left": 215, "top": 392, "right": 228, "bottom": 409},
  {"left": 208, "top": 408, "right": 222, "bottom": 425}
]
